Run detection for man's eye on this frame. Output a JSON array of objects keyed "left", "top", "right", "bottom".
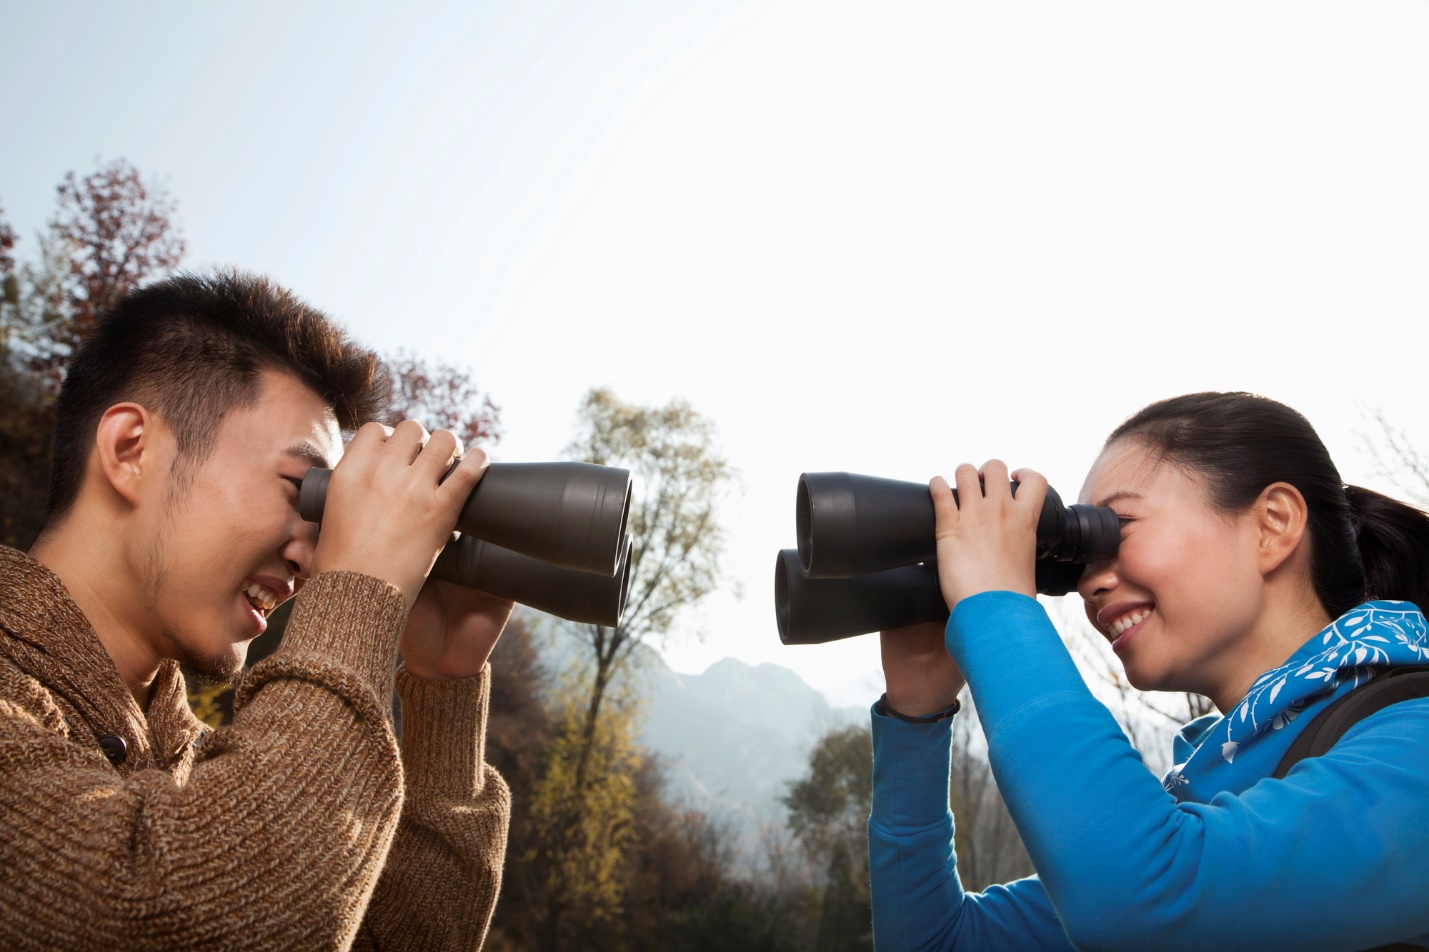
[{"left": 283, "top": 477, "right": 304, "bottom": 494}]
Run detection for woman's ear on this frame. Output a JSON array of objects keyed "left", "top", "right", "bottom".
[
  {"left": 1255, "top": 481, "right": 1311, "bottom": 576},
  {"left": 93, "top": 403, "right": 157, "bottom": 508}
]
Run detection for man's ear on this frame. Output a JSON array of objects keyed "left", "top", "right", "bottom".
[
  {"left": 93, "top": 403, "right": 160, "bottom": 508},
  {"left": 1256, "top": 482, "right": 1311, "bottom": 576}
]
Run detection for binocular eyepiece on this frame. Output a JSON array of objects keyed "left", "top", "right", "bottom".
[
  {"left": 300, "top": 461, "right": 634, "bottom": 627},
  {"left": 777, "top": 472, "right": 1121, "bottom": 645}
]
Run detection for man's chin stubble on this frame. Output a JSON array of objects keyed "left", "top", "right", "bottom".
[{"left": 166, "top": 632, "right": 247, "bottom": 684}]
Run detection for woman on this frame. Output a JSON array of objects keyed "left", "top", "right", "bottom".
[{"left": 870, "top": 392, "right": 1429, "bottom": 951}]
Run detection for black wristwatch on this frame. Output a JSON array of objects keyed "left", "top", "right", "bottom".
[{"left": 875, "top": 692, "right": 961, "bottom": 724}]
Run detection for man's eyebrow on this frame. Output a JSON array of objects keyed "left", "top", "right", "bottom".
[
  {"left": 1095, "top": 490, "right": 1144, "bottom": 510},
  {"left": 281, "top": 441, "right": 334, "bottom": 470}
]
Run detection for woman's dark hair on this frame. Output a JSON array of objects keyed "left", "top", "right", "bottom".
[
  {"left": 44, "top": 268, "right": 392, "bottom": 532},
  {"left": 1107, "top": 392, "right": 1429, "bottom": 618}
]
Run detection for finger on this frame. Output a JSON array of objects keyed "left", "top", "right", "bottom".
[
  {"left": 387, "top": 419, "right": 431, "bottom": 463},
  {"left": 1010, "top": 468, "right": 1049, "bottom": 511},
  {"left": 414, "top": 428, "right": 462, "bottom": 480},
  {"left": 344, "top": 421, "right": 395, "bottom": 457},
  {"left": 929, "top": 475, "right": 960, "bottom": 537},
  {"left": 437, "top": 445, "right": 490, "bottom": 503},
  {"left": 980, "top": 459, "right": 1012, "bottom": 499},
  {"left": 952, "top": 463, "right": 982, "bottom": 504}
]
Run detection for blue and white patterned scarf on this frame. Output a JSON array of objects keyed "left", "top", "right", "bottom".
[{"left": 1163, "top": 601, "right": 1429, "bottom": 796}]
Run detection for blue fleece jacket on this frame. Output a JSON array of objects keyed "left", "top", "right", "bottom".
[{"left": 868, "top": 594, "right": 1429, "bottom": 951}]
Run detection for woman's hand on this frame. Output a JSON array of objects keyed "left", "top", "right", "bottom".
[
  {"left": 930, "top": 460, "right": 1046, "bottom": 609},
  {"left": 880, "top": 620, "right": 966, "bottom": 716}
]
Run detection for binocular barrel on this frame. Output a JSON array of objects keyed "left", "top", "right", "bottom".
[
  {"left": 776, "top": 549, "right": 944, "bottom": 645},
  {"left": 433, "top": 533, "right": 633, "bottom": 628},
  {"left": 300, "top": 461, "right": 633, "bottom": 577},
  {"left": 796, "top": 472, "right": 1120, "bottom": 579},
  {"left": 775, "top": 549, "right": 1090, "bottom": 645}
]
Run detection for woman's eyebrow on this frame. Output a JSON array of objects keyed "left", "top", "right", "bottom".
[{"left": 1095, "top": 490, "right": 1145, "bottom": 510}]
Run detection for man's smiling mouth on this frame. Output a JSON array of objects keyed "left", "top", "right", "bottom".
[{"left": 242, "top": 581, "right": 279, "bottom": 617}]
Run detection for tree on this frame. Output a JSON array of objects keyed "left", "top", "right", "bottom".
[
  {"left": 782, "top": 724, "right": 874, "bottom": 952},
  {"left": 382, "top": 348, "right": 503, "bottom": 446},
  {"left": 0, "top": 362, "right": 55, "bottom": 549},
  {"left": 0, "top": 231, "right": 74, "bottom": 375},
  {"left": 1361, "top": 407, "right": 1429, "bottom": 506},
  {"left": 528, "top": 387, "right": 737, "bottom": 948},
  {"left": 0, "top": 202, "right": 15, "bottom": 276},
  {"left": 525, "top": 670, "right": 644, "bottom": 949},
  {"left": 1, "top": 161, "right": 186, "bottom": 549},
  {"left": 49, "top": 158, "right": 185, "bottom": 370}
]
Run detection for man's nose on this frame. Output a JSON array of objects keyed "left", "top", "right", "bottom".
[{"left": 283, "top": 517, "right": 321, "bottom": 580}]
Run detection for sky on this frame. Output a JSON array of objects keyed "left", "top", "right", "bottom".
[{"left": 4, "top": 0, "right": 1428, "bottom": 706}]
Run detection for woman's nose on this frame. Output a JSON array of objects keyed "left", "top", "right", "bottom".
[{"left": 1077, "top": 559, "right": 1117, "bottom": 601}]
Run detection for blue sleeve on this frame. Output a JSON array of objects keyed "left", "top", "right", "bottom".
[
  {"left": 945, "top": 591, "right": 1429, "bottom": 952},
  {"left": 867, "top": 705, "right": 1073, "bottom": 951}
]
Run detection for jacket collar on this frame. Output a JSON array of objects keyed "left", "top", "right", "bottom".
[{"left": 1164, "top": 601, "right": 1429, "bottom": 799}]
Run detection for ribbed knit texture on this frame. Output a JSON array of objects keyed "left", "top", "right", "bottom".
[{"left": 0, "top": 546, "right": 510, "bottom": 951}]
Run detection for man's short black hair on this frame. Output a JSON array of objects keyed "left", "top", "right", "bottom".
[{"left": 44, "top": 268, "right": 391, "bottom": 530}]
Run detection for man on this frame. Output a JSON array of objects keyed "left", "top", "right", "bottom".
[{"left": 0, "top": 270, "right": 512, "bottom": 949}]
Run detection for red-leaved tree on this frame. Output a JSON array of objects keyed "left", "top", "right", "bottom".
[
  {"left": 51, "top": 158, "right": 186, "bottom": 363},
  {"left": 1, "top": 160, "right": 186, "bottom": 547},
  {"left": 382, "top": 348, "right": 504, "bottom": 448}
]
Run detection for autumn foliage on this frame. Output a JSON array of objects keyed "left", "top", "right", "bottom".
[
  {"left": 1, "top": 161, "right": 186, "bottom": 546},
  {"left": 52, "top": 159, "right": 186, "bottom": 361},
  {"left": 383, "top": 348, "right": 503, "bottom": 446}
]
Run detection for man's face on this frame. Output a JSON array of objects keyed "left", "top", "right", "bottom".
[{"left": 136, "top": 369, "right": 342, "bottom": 680}]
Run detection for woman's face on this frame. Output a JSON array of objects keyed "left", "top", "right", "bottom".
[{"left": 1076, "top": 438, "right": 1268, "bottom": 701}]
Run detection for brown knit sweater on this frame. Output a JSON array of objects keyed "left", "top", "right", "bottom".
[{"left": 0, "top": 545, "right": 510, "bottom": 950}]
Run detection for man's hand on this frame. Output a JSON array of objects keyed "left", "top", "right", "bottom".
[
  {"left": 402, "top": 578, "right": 515, "bottom": 680},
  {"left": 880, "top": 620, "right": 966, "bottom": 716},
  {"left": 311, "top": 421, "right": 487, "bottom": 607}
]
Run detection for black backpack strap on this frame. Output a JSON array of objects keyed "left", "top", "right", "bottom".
[
  {"left": 1273, "top": 666, "right": 1429, "bottom": 779},
  {"left": 1270, "top": 667, "right": 1429, "bottom": 952}
]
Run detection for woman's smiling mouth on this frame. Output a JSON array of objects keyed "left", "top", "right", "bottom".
[{"left": 1098, "top": 604, "right": 1155, "bottom": 651}]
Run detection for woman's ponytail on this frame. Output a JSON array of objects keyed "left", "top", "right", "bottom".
[{"left": 1345, "top": 485, "right": 1429, "bottom": 612}]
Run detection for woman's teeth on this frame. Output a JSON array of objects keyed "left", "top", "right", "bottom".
[
  {"left": 1111, "top": 609, "right": 1151, "bottom": 636},
  {"left": 244, "top": 583, "right": 277, "bottom": 614}
]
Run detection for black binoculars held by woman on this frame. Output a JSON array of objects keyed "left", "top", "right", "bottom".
[
  {"left": 775, "top": 472, "right": 1122, "bottom": 645},
  {"left": 300, "top": 461, "right": 634, "bottom": 627}
]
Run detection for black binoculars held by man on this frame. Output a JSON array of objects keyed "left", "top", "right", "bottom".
[
  {"left": 301, "top": 461, "right": 634, "bottom": 627},
  {"left": 775, "top": 472, "right": 1121, "bottom": 644}
]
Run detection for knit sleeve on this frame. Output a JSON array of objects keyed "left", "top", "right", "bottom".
[
  {"left": 0, "top": 571, "right": 408, "bottom": 951},
  {"left": 351, "top": 664, "right": 511, "bottom": 952}
]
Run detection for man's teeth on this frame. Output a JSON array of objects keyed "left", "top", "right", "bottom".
[
  {"left": 1111, "top": 610, "right": 1151, "bottom": 636},
  {"left": 244, "top": 583, "right": 277, "bottom": 613}
]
